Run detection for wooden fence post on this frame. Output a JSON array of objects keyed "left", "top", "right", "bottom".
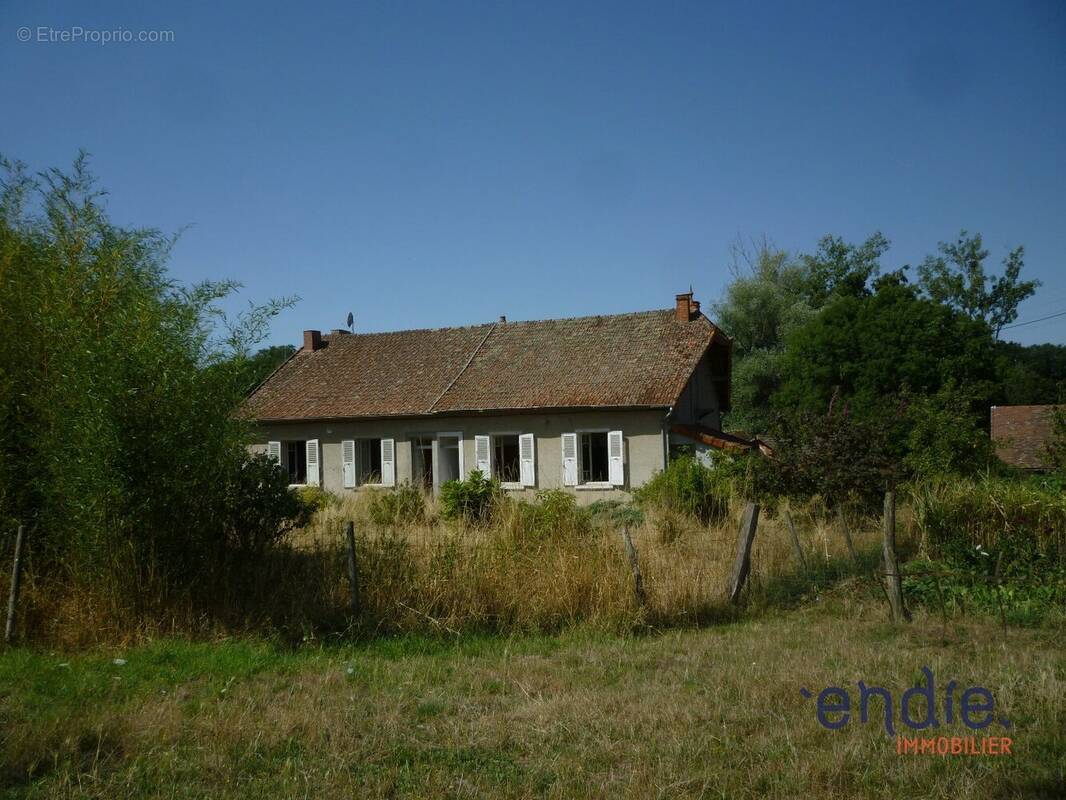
[
  {"left": 5, "top": 525, "right": 26, "bottom": 645},
  {"left": 621, "top": 525, "right": 647, "bottom": 607},
  {"left": 728, "top": 504, "right": 760, "bottom": 604},
  {"left": 783, "top": 510, "right": 807, "bottom": 572},
  {"left": 838, "top": 507, "right": 859, "bottom": 565},
  {"left": 881, "top": 492, "right": 908, "bottom": 623},
  {"left": 345, "top": 521, "right": 360, "bottom": 617}
]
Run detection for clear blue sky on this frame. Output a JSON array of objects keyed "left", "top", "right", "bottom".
[{"left": 2, "top": 0, "right": 1064, "bottom": 347}]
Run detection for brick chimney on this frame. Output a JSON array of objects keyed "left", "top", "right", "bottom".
[
  {"left": 675, "top": 292, "right": 701, "bottom": 322},
  {"left": 303, "top": 329, "right": 323, "bottom": 351}
]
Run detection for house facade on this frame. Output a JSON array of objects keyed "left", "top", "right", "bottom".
[{"left": 243, "top": 293, "right": 733, "bottom": 501}]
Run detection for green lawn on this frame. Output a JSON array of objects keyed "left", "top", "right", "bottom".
[{"left": 1, "top": 597, "right": 1063, "bottom": 799}]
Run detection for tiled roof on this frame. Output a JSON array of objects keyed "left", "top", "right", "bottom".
[
  {"left": 243, "top": 309, "right": 723, "bottom": 421},
  {"left": 991, "top": 405, "right": 1060, "bottom": 471}
]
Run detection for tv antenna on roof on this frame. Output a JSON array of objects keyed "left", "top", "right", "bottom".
[{"left": 346, "top": 311, "right": 354, "bottom": 333}]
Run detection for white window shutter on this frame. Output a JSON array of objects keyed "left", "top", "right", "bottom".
[
  {"left": 267, "top": 441, "right": 282, "bottom": 464},
  {"left": 341, "top": 440, "right": 356, "bottom": 488},
  {"left": 608, "top": 430, "right": 624, "bottom": 486},
  {"left": 561, "top": 433, "right": 578, "bottom": 486},
  {"left": 380, "top": 438, "right": 395, "bottom": 486},
  {"left": 306, "top": 439, "right": 320, "bottom": 486},
  {"left": 474, "top": 435, "right": 491, "bottom": 475},
  {"left": 519, "top": 433, "right": 535, "bottom": 487}
]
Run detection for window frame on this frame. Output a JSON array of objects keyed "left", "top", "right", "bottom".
[
  {"left": 353, "top": 437, "right": 384, "bottom": 487},
  {"left": 489, "top": 431, "right": 524, "bottom": 490},
  {"left": 575, "top": 428, "right": 613, "bottom": 489},
  {"left": 284, "top": 439, "right": 308, "bottom": 487}
]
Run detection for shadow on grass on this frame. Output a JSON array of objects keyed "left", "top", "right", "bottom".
[{"left": 757, "top": 546, "right": 887, "bottom": 609}]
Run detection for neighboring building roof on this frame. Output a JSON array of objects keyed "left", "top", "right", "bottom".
[
  {"left": 991, "top": 404, "right": 1060, "bottom": 471},
  {"left": 244, "top": 308, "right": 726, "bottom": 421}
]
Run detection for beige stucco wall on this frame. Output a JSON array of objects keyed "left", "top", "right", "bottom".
[{"left": 250, "top": 409, "right": 669, "bottom": 503}]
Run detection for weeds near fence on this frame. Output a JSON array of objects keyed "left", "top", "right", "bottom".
[
  {"left": 8, "top": 473, "right": 1064, "bottom": 648},
  {"left": 1, "top": 490, "right": 892, "bottom": 646}
]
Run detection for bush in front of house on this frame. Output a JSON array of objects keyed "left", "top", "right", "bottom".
[
  {"left": 438, "top": 470, "right": 501, "bottom": 522},
  {"left": 296, "top": 485, "right": 336, "bottom": 515},
  {"left": 503, "top": 489, "right": 593, "bottom": 540},
  {"left": 586, "top": 499, "right": 645, "bottom": 529},
  {"left": 367, "top": 483, "right": 428, "bottom": 527},
  {"left": 634, "top": 455, "right": 730, "bottom": 524},
  {"left": 223, "top": 453, "right": 318, "bottom": 556}
]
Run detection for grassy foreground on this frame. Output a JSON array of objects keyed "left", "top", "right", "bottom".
[{"left": 2, "top": 595, "right": 1063, "bottom": 799}]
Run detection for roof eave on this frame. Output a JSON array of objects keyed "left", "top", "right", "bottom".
[{"left": 249, "top": 403, "right": 674, "bottom": 425}]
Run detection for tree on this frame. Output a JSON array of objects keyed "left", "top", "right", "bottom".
[
  {"left": 800, "top": 232, "right": 889, "bottom": 307},
  {"left": 713, "top": 233, "right": 889, "bottom": 432},
  {"left": 902, "top": 381, "right": 995, "bottom": 477},
  {"left": 765, "top": 400, "right": 901, "bottom": 512},
  {"left": 238, "top": 344, "right": 296, "bottom": 393},
  {"left": 711, "top": 237, "right": 813, "bottom": 356},
  {"left": 0, "top": 154, "right": 300, "bottom": 602},
  {"left": 992, "top": 341, "right": 1066, "bottom": 406},
  {"left": 711, "top": 238, "right": 813, "bottom": 432},
  {"left": 1043, "top": 406, "right": 1066, "bottom": 474},
  {"left": 917, "top": 231, "right": 1037, "bottom": 338},
  {"left": 774, "top": 273, "right": 999, "bottom": 422}
]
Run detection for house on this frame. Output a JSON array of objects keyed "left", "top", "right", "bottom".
[
  {"left": 243, "top": 292, "right": 734, "bottom": 500},
  {"left": 991, "top": 404, "right": 1061, "bottom": 471}
]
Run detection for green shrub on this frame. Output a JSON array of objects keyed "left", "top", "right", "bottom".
[
  {"left": 586, "top": 500, "right": 644, "bottom": 528},
  {"left": 507, "top": 489, "right": 593, "bottom": 540},
  {"left": 367, "top": 484, "right": 428, "bottom": 527},
  {"left": 902, "top": 381, "right": 995, "bottom": 477},
  {"left": 296, "top": 485, "right": 335, "bottom": 514},
  {"left": 903, "top": 556, "right": 1066, "bottom": 625},
  {"left": 438, "top": 470, "right": 501, "bottom": 522},
  {"left": 634, "top": 456, "right": 729, "bottom": 524},
  {"left": 910, "top": 476, "right": 1066, "bottom": 575},
  {"left": 223, "top": 453, "right": 317, "bottom": 555}
]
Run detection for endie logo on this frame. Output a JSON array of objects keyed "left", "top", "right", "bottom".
[{"left": 801, "top": 667, "right": 1014, "bottom": 756}]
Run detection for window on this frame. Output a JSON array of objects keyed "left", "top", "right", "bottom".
[
  {"left": 285, "top": 440, "right": 307, "bottom": 484},
  {"left": 493, "top": 434, "right": 521, "bottom": 484},
  {"left": 581, "top": 432, "right": 609, "bottom": 484},
  {"left": 355, "top": 438, "right": 382, "bottom": 485}
]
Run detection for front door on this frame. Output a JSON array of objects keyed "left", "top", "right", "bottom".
[{"left": 436, "top": 434, "right": 461, "bottom": 488}]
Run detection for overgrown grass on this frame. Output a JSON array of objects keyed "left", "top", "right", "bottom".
[
  {"left": 3, "top": 489, "right": 890, "bottom": 646},
  {"left": 7, "top": 477, "right": 1061, "bottom": 648},
  {"left": 1, "top": 600, "right": 1062, "bottom": 798}
]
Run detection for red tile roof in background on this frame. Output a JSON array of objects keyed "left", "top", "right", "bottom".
[
  {"left": 244, "top": 308, "right": 724, "bottom": 421},
  {"left": 991, "top": 404, "right": 1060, "bottom": 471}
]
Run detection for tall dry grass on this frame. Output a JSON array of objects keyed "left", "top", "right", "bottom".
[
  {"left": 2, "top": 491, "right": 895, "bottom": 647},
  {"left": 290, "top": 491, "right": 891, "bottom": 635}
]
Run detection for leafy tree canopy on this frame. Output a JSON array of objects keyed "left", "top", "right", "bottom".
[
  {"left": 917, "top": 231, "right": 1037, "bottom": 338},
  {"left": 773, "top": 273, "right": 998, "bottom": 421},
  {"left": 0, "top": 153, "right": 301, "bottom": 597},
  {"left": 800, "top": 232, "right": 889, "bottom": 307}
]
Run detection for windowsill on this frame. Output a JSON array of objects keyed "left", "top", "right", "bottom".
[
  {"left": 288, "top": 483, "right": 307, "bottom": 489},
  {"left": 576, "top": 482, "right": 617, "bottom": 490},
  {"left": 500, "top": 482, "right": 525, "bottom": 491}
]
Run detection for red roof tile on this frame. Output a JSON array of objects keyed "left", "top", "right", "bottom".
[
  {"left": 991, "top": 405, "right": 1060, "bottom": 470},
  {"left": 244, "top": 308, "right": 723, "bottom": 421}
]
